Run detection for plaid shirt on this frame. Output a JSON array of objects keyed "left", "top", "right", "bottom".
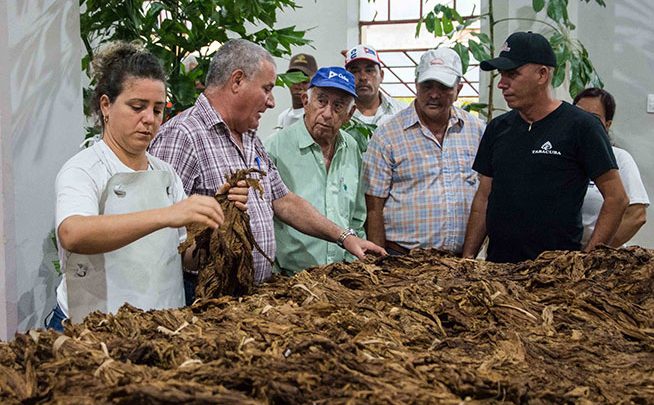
[
  {"left": 149, "top": 93, "right": 289, "bottom": 283},
  {"left": 362, "top": 103, "right": 485, "bottom": 253}
]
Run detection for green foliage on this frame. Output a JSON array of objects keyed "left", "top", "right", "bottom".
[
  {"left": 80, "top": 0, "right": 310, "bottom": 133},
  {"left": 49, "top": 229, "right": 62, "bottom": 276},
  {"left": 462, "top": 102, "right": 491, "bottom": 120},
  {"left": 276, "top": 71, "right": 310, "bottom": 88},
  {"left": 416, "top": 0, "right": 607, "bottom": 116},
  {"left": 341, "top": 116, "right": 377, "bottom": 148},
  {"left": 418, "top": 5, "right": 468, "bottom": 41}
]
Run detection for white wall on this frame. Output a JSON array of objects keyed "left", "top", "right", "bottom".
[
  {"left": 0, "top": 1, "right": 84, "bottom": 339},
  {"left": 483, "top": 0, "right": 653, "bottom": 248},
  {"left": 575, "top": 0, "right": 654, "bottom": 247},
  {"left": 257, "top": 0, "right": 360, "bottom": 140}
]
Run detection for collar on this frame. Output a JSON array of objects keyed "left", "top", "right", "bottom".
[
  {"left": 197, "top": 92, "right": 257, "bottom": 139},
  {"left": 379, "top": 92, "right": 393, "bottom": 110},
  {"left": 195, "top": 93, "right": 223, "bottom": 129}
]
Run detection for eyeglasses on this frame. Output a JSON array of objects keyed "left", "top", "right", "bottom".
[{"left": 312, "top": 94, "right": 350, "bottom": 115}]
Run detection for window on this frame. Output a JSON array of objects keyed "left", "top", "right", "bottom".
[{"left": 360, "top": 0, "right": 481, "bottom": 105}]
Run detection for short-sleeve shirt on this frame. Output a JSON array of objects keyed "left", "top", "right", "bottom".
[
  {"left": 473, "top": 102, "right": 617, "bottom": 263},
  {"left": 363, "top": 103, "right": 486, "bottom": 253},
  {"left": 265, "top": 119, "right": 366, "bottom": 274},
  {"left": 581, "top": 146, "right": 650, "bottom": 245},
  {"left": 149, "top": 93, "right": 289, "bottom": 283}
]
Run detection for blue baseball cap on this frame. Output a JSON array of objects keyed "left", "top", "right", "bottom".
[{"left": 309, "top": 67, "right": 357, "bottom": 98}]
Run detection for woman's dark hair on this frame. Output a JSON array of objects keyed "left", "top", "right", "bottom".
[
  {"left": 573, "top": 87, "right": 616, "bottom": 122},
  {"left": 91, "top": 42, "right": 166, "bottom": 127}
]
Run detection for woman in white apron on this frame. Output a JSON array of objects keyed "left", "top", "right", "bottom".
[{"left": 47, "top": 42, "right": 246, "bottom": 331}]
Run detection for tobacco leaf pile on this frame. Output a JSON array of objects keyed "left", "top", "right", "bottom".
[
  {"left": 1, "top": 247, "right": 654, "bottom": 403},
  {"left": 179, "top": 168, "right": 270, "bottom": 299}
]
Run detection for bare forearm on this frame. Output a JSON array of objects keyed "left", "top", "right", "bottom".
[
  {"left": 58, "top": 209, "right": 170, "bottom": 254},
  {"left": 273, "top": 192, "right": 341, "bottom": 242},
  {"left": 462, "top": 209, "right": 487, "bottom": 258},
  {"left": 610, "top": 204, "right": 647, "bottom": 247},
  {"left": 586, "top": 170, "right": 629, "bottom": 251},
  {"left": 364, "top": 195, "right": 386, "bottom": 246},
  {"left": 585, "top": 198, "right": 628, "bottom": 250},
  {"left": 462, "top": 176, "right": 491, "bottom": 259},
  {"left": 59, "top": 194, "right": 223, "bottom": 255}
]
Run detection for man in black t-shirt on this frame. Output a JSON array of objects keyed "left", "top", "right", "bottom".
[{"left": 462, "top": 31, "right": 628, "bottom": 263}]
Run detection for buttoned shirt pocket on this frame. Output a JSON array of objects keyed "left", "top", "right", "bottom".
[
  {"left": 456, "top": 146, "right": 478, "bottom": 186},
  {"left": 336, "top": 173, "right": 358, "bottom": 220}
]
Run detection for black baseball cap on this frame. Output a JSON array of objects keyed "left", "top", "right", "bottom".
[{"left": 480, "top": 31, "right": 557, "bottom": 71}]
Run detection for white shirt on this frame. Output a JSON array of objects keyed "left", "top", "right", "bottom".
[
  {"left": 275, "top": 107, "right": 305, "bottom": 131},
  {"left": 581, "top": 146, "right": 650, "bottom": 246},
  {"left": 353, "top": 92, "right": 406, "bottom": 127},
  {"left": 54, "top": 140, "right": 186, "bottom": 316}
]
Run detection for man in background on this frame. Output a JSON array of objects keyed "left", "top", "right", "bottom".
[
  {"left": 344, "top": 44, "right": 405, "bottom": 151},
  {"left": 345, "top": 45, "right": 405, "bottom": 127},
  {"left": 275, "top": 53, "right": 318, "bottom": 131}
]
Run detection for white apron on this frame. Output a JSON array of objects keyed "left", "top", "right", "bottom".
[{"left": 65, "top": 161, "right": 184, "bottom": 323}]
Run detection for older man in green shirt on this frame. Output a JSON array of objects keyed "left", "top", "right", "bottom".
[{"left": 265, "top": 67, "right": 367, "bottom": 275}]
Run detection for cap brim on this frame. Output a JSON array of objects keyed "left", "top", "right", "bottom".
[
  {"left": 417, "top": 70, "right": 459, "bottom": 88},
  {"left": 480, "top": 57, "right": 525, "bottom": 71},
  {"left": 310, "top": 79, "right": 358, "bottom": 98},
  {"left": 345, "top": 56, "right": 381, "bottom": 67},
  {"left": 287, "top": 67, "right": 312, "bottom": 77}
]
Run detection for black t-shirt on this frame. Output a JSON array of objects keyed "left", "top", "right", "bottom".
[{"left": 473, "top": 102, "right": 617, "bottom": 263}]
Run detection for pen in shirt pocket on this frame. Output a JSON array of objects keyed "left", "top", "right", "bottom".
[{"left": 254, "top": 156, "right": 262, "bottom": 170}]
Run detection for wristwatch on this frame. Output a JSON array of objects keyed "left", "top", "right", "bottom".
[{"left": 336, "top": 228, "right": 357, "bottom": 247}]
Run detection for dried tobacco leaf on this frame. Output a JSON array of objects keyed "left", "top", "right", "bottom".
[
  {"left": 1, "top": 247, "right": 653, "bottom": 403},
  {"left": 180, "top": 168, "right": 270, "bottom": 300}
]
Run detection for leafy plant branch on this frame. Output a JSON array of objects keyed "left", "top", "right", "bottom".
[
  {"left": 80, "top": 0, "right": 310, "bottom": 138},
  {"left": 416, "top": 0, "right": 606, "bottom": 120}
]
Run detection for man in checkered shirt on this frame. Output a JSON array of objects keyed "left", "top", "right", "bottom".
[
  {"left": 150, "top": 39, "right": 386, "bottom": 304},
  {"left": 362, "top": 47, "right": 486, "bottom": 256}
]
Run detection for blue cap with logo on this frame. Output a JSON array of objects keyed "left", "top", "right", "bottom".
[{"left": 309, "top": 67, "right": 357, "bottom": 98}]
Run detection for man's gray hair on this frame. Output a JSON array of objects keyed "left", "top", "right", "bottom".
[{"left": 205, "top": 38, "right": 276, "bottom": 87}]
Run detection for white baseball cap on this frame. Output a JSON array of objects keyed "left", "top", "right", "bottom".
[
  {"left": 345, "top": 45, "right": 381, "bottom": 67},
  {"left": 415, "top": 48, "right": 462, "bottom": 88}
]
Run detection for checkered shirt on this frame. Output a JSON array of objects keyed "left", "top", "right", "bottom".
[
  {"left": 149, "top": 93, "right": 289, "bottom": 283},
  {"left": 362, "top": 103, "right": 485, "bottom": 253}
]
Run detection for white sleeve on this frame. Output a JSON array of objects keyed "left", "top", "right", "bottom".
[
  {"left": 276, "top": 109, "right": 287, "bottom": 129},
  {"left": 55, "top": 165, "right": 102, "bottom": 231},
  {"left": 615, "top": 148, "right": 650, "bottom": 206}
]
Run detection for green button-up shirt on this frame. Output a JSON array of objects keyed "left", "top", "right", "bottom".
[{"left": 264, "top": 119, "right": 366, "bottom": 275}]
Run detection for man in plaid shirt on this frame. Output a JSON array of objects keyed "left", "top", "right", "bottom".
[
  {"left": 363, "top": 48, "right": 486, "bottom": 255},
  {"left": 150, "top": 39, "right": 385, "bottom": 303}
]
